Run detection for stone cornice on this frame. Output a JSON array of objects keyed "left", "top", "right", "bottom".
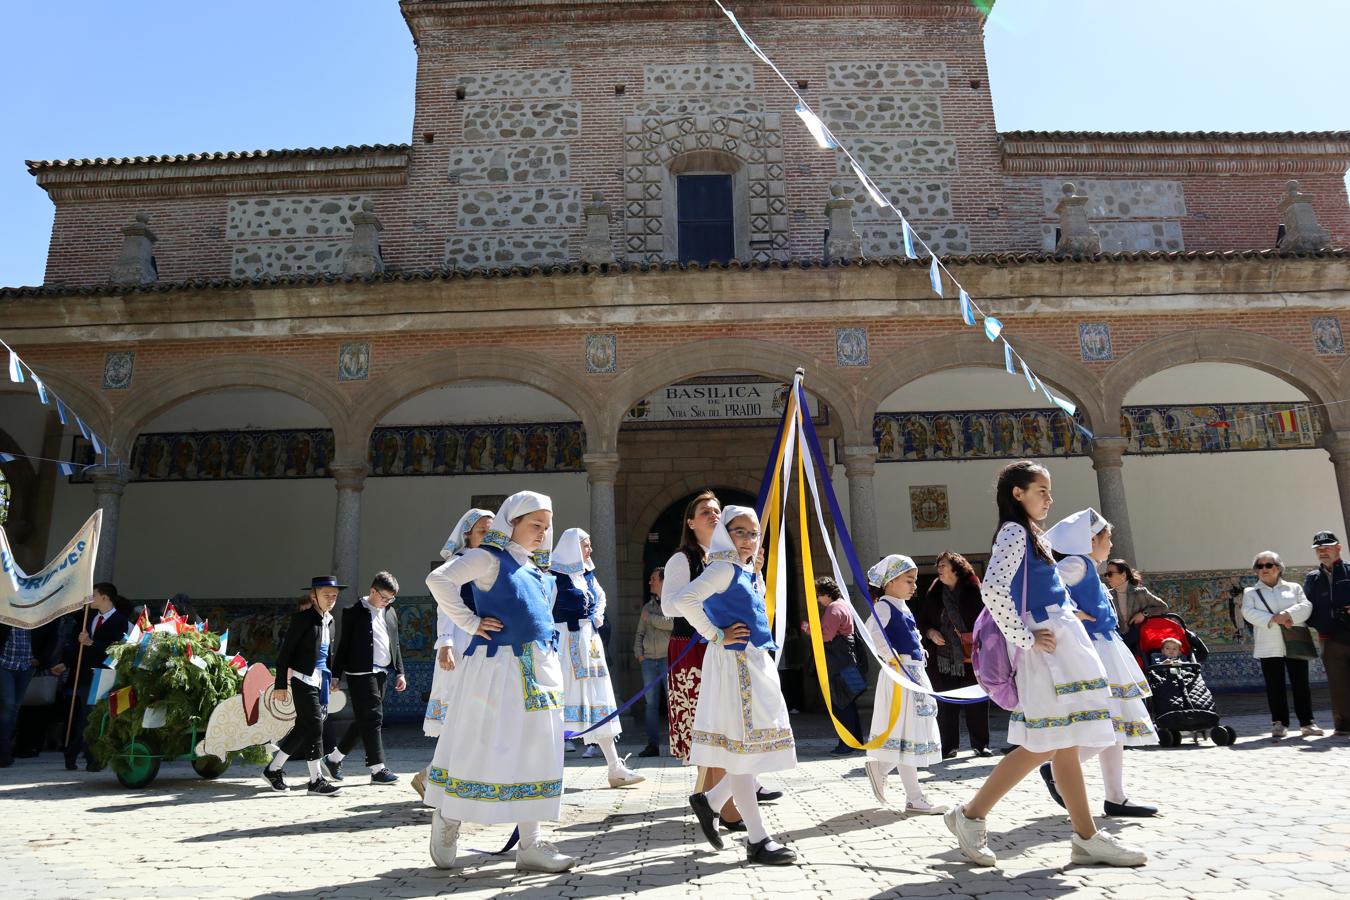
[
  {"left": 1000, "top": 132, "right": 1350, "bottom": 176},
  {"left": 3, "top": 254, "right": 1345, "bottom": 347},
  {"left": 29, "top": 147, "right": 411, "bottom": 203}
]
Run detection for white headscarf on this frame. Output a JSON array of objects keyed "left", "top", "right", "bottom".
[
  {"left": 551, "top": 527, "right": 594, "bottom": 575},
  {"left": 439, "top": 508, "right": 496, "bottom": 561},
  {"left": 481, "top": 490, "right": 554, "bottom": 569},
  {"left": 868, "top": 554, "right": 917, "bottom": 590},
  {"left": 708, "top": 505, "right": 759, "bottom": 568},
  {"left": 1044, "top": 508, "right": 1110, "bottom": 557}
]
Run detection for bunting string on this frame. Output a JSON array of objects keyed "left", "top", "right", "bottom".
[{"left": 0, "top": 335, "right": 117, "bottom": 472}]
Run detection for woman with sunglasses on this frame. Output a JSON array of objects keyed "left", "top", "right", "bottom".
[
  {"left": 1101, "top": 560, "right": 1168, "bottom": 634},
  {"left": 1242, "top": 551, "right": 1322, "bottom": 740}
]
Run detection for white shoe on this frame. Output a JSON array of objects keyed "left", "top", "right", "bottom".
[
  {"left": 607, "top": 764, "right": 645, "bottom": 788},
  {"left": 1301, "top": 723, "right": 1325, "bottom": 737},
  {"left": 516, "top": 841, "right": 576, "bottom": 873},
  {"left": 944, "top": 804, "right": 996, "bottom": 866},
  {"left": 865, "top": 760, "right": 887, "bottom": 805},
  {"left": 1069, "top": 830, "right": 1147, "bottom": 867},
  {"left": 429, "top": 813, "right": 460, "bottom": 869},
  {"left": 905, "top": 796, "right": 948, "bottom": 815},
  {"left": 581, "top": 745, "right": 599, "bottom": 758},
  {"left": 1272, "top": 721, "right": 1287, "bottom": 740}
]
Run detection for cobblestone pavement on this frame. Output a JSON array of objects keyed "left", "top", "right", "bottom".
[{"left": 3, "top": 690, "right": 1347, "bottom": 899}]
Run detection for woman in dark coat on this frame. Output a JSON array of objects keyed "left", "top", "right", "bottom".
[{"left": 917, "top": 551, "right": 991, "bottom": 758}]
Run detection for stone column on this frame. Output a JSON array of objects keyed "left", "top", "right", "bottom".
[
  {"left": 1054, "top": 182, "right": 1101, "bottom": 256},
  {"left": 330, "top": 464, "right": 367, "bottom": 599},
  {"left": 824, "top": 185, "right": 862, "bottom": 261},
  {"left": 1089, "top": 437, "right": 1137, "bottom": 565},
  {"left": 583, "top": 452, "right": 621, "bottom": 600},
  {"left": 109, "top": 214, "right": 158, "bottom": 285},
  {"left": 89, "top": 465, "right": 130, "bottom": 583},
  {"left": 342, "top": 200, "right": 385, "bottom": 275},
  {"left": 1321, "top": 431, "right": 1350, "bottom": 537},
  {"left": 842, "top": 444, "right": 880, "bottom": 582}
]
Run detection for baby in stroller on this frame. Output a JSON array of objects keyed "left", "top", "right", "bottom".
[{"left": 1129, "top": 614, "right": 1237, "bottom": 746}]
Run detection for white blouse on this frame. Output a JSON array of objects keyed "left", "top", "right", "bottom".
[
  {"left": 425, "top": 543, "right": 557, "bottom": 640},
  {"left": 659, "top": 545, "right": 709, "bottom": 618},
  {"left": 562, "top": 571, "right": 608, "bottom": 628},
  {"left": 980, "top": 522, "right": 1039, "bottom": 651},
  {"left": 671, "top": 561, "right": 740, "bottom": 643}
]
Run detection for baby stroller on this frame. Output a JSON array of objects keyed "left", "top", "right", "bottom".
[{"left": 1128, "top": 614, "right": 1236, "bottom": 747}]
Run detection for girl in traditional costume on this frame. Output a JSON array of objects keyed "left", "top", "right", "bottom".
[
  {"left": 551, "top": 527, "right": 644, "bottom": 788},
  {"left": 423, "top": 491, "right": 573, "bottom": 874},
  {"left": 861, "top": 554, "right": 945, "bottom": 813},
  {"left": 1041, "top": 508, "right": 1158, "bottom": 817},
  {"left": 677, "top": 506, "right": 797, "bottom": 866}
]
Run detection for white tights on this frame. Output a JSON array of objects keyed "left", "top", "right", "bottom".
[
  {"left": 703, "top": 772, "right": 775, "bottom": 846},
  {"left": 592, "top": 735, "right": 622, "bottom": 772},
  {"left": 517, "top": 821, "right": 541, "bottom": 850},
  {"left": 874, "top": 761, "right": 925, "bottom": 804},
  {"left": 1078, "top": 742, "right": 1127, "bottom": 804}
]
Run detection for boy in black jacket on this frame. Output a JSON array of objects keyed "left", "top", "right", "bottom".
[{"left": 262, "top": 576, "right": 342, "bottom": 795}]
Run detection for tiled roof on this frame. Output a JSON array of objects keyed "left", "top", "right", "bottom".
[
  {"left": 2, "top": 248, "right": 1344, "bottom": 299},
  {"left": 25, "top": 143, "right": 412, "bottom": 173},
  {"left": 1000, "top": 130, "right": 1350, "bottom": 142}
]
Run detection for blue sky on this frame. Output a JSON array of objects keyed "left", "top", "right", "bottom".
[{"left": 1, "top": 0, "right": 1346, "bottom": 287}]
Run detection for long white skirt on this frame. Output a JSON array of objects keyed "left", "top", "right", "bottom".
[
  {"left": 422, "top": 645, "right": 460, "bottom": 738},
  {"left": 689, "top": 642, "right": 796, "bottom": 774},
  {"left": 1008, "top": 605, "right": 1116, "bottom": 752},
  {"left": 867, "top": 656, "right": 942, "bottom": 768},
  {"left": 1092, "top": 631, "right": 1158, "bottom": 746},
  {"left": 423, "top": 644, "right": 565, "bottom": 825},
  {"left": 559, "top": 622, "right": 621, "bottom": 742}
]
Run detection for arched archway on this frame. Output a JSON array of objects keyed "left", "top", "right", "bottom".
[{"left": 0, "top": 364, "right": 114, "bottom": 440}]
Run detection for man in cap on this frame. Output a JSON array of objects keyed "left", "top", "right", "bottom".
[{"left": 1304, "top": 532, "right": 1350, "bottom": 735}]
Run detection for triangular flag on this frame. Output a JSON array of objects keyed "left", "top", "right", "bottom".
[
  {"left": 228, "top": 654, "right": 247, "bottom": 670},
  {"left": 1022, "top": 357, "right": 1037, "bottom": 392},
  {"left": 53, "top": 396, "right": 68, "bottom": 425},
  {"left": 76, "top": 417, "right": 90, "bottom": 441},
  {"left": 959, "top": 289, "right": 975, "bottom": 326},
  {"left": 1050, "top": 393, "right": 1078, "bottom": 417},
  {"left": 141, "top": 705, "right": 168, "bottom": 728},
  {"left": 795, "top": 103, "right": 836, "bottom": 149},
  {"left": 90, "top": 431, "right": 102, "bottom": 456},
  {"left": 928, "top": 257, "right": 943, "bottom": 296},
  {"left": 57, "top": 462, "right": 77, "bottom": 476},
  {"left": 851, "top": 163, "right": 889, "bottom": 210},
  {"left": 87, "top": 668, "right": 116, "bottom": 704},
  {"left": 0, "top": 452, "right": 14, "bottom": 463},
  {"left": 984, "top": 316, "right": 1003, "bottom": 341},
  {"left": 7, "top": 350, "right": 23, "bottom": 384},
  {"left": 901, "top": 220, "right": 917, "bottom": 260},
  {"left": 217, "top": 630, "right": 229, "bottom": 657},
  {"left": 1003, "top": 341, "right": 1015, "bottom": 374},
  {"left": 34, "top": 376, "right": 48, "bottom": 405},
  {"left": 126, "top": 623, "right": 142, "bottom": 645}
]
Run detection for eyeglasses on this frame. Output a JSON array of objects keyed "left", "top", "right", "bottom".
[
  {"left": 728, "top": 528, "right": 762, "bottom": 541},
  {"left": 373, "top": 590, "right": 397, "bottom": 603},
  {"left": 1253, "top": 563, "right": 1278, "bottom": 570}
]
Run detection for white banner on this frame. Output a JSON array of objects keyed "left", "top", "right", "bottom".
[
  {"left": 0, "top": 510, "right": 102, "bottom": 629},
  {"left": 625, "top": 380, "right": 822, "bottom": 426}
]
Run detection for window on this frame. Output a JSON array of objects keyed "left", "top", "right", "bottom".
[{"left": 677, "top": 174, "right": 735, "bottom": 265}]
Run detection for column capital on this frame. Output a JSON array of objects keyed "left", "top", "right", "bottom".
[
  {"left": 841, "top": 443, "right": 878, "bottom": 477},
  {"left": 1088, "top": 436, "right": 1129, "bottom": 469},
  {"left": 583, "top": 451, "right": 621, "bottom": 483},
  {"left": 330, "top": 463, "right": 369, "bottom": 491},
  {"left": 1322, "top": 430, "right": 1350, "bottom": 461},
  {"left": 89, "top": 464, "right": 130, "bottom": 494}
]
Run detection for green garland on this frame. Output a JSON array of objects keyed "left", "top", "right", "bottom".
[{"left": 86, "top": 629, "right": 270, "bottom": 767}]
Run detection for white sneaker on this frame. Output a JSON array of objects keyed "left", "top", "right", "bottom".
[
  {"left": 1069, "top": 830, "right": 1147, "bottom": 867},
  {"left": 516, "top": 841, "right": 576, "bottom": 873},
  {"left": 865, "top": 760, "right": 887, "bottom": 805},
  {"left": 1272, "top": 721, "right": 1287, "bottom": 740},
  {"left": 905, "top": 796, "right": 948, "bottom": 816},
  {"left": 429, "top": 813, "right": 460, "bottom": 869},
  {"left": 1301, "top": 723, "right": 1325, "bottom": 737},
  {"left": 581, "top": 745, "right": 599, "bottom": 758},
  {"left": 944, "top": 804, "right": 996, "bottom": 866},
  {"left": 607, "top": 764, "right": 645, "bottom": 788}
]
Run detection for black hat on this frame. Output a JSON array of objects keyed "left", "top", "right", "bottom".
[
  {"left": 1312, "top": 531, "right": 1340, "bottom": 548},
  {"left": 305, "top": 575, "right": 348, "bottom": 590}
]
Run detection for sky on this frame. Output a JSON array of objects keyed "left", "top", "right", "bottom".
[{"left": 0, "top": 0, "right": 1346, "bottom": 288}]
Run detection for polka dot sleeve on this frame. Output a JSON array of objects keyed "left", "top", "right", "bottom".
[{"left": 981, "top": 522, "right": 1036, "bottom": 650}]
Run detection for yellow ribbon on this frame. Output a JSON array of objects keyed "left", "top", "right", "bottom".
[{"left": 761, "top": 387, "right": 795, "bottom": 629}]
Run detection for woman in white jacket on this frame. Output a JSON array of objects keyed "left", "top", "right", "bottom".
[{"left": 1242, "top": 550, "right": 1323, "bottom": 740}]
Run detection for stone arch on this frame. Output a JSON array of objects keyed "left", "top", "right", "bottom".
[
  {"left": 1102, "top": 330, "right": 1344, "bottom": 432},
  {"left": 109, "top": 357, "right": 354, "bottom": 459},
  {"left": 0, "top": 364, "right": 114, "bottom": 440},
  {"left": 348, "top": 347, "right": 607, "bottom": 463},
  {"left": 602, "top": 338, "right": 867, "bottom": 447},
  {"left": 856, "top": 331, "right": 1108, "bottom": 435},
  {"left": 623, "top": 112, "right": 787, "bottom": 263}
]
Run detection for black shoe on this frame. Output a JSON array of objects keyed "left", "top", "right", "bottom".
[
  {"left": 262, "top": 767, "right": 287, "bottom": 791},
  {"left": 688, "top": 792, "right": 724, "bottom": 850},
  {"left": 746, "top": 838, "right": 798, "bottom": 866},
  {"left": 370, "top": 768, "right": 398, "bottom": 785},
  {"left": 64, "top": 756, "right": 77, "bottom": 771},
  {"left": 1039, "top": 762, "right": 1065, "bottom": 809},
  {"left": 942, "top": 749, "right": 959, "bottom": 760},
  {"left": 307, "top": 777, "right": 340, "bottom": 796},
  {"left": 323, "top": 757, "right": 344, "bottom": 781},
  {"left": 718, "top": 815, "right": 747, "bottom": 832},
  {"left": 85, "top": 758, "right": 104, "bottom": 773},
  {"left": 755, "top": 787, "right": 783, "bottom": 803},
  {"left": 974, "top": 747, "right": 994, "bottom": 757},
  {"left": 638, "top": 743, "right": 660, "bottom": 758},
  {"left": 1104, "top": 799, "right": 1158, "bottom": 818},
  {"left": 829, "top": 743, "right": 854, "bottom": 756}
]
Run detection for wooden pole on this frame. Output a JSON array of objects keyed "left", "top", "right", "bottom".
[{"left": 64, "top": 605, "right": 91, "bottom": 747}]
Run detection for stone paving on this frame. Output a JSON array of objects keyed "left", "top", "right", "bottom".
[{"left": 3, "top": 690, "right": 1347, "bottom": 899}]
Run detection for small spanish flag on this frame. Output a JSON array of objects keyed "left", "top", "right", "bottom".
[
  {"left": 1273, "top": 409, "right": 1298, "bottom": 433},
  {"left": 109, "top": 686, "right": 137, "bottom": 718}
]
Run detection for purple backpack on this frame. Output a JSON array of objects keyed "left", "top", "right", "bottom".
[{"left": 971, "top": 555, "right": 1028, "bottom": 711}]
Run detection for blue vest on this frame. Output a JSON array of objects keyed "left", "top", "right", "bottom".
[
  {"left": 466, "top": 546, "right": 557, "bottom": 657},
  {"left": 876, "top": 598, "right": 923, "bottom": 660},
  {"left": 1014, "top": 529, "right": 1074, "bottom": 621},
  {"left": 1062, "top": 554, "right": 1118, "bottom": 635},
  {"left": 552, "top": 570, "right": 598, "bottom": 631},
  {"left": 703, "top": 565, "right": 776, "bottom": 652}
]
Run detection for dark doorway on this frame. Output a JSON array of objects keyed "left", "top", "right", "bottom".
[{"left": 676, "top": 174, "right": 735, "bottom": 265}]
